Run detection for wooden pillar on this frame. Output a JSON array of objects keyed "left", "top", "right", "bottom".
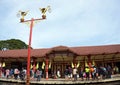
[
  {"left": 73, "top": 56, "right": 77, "bottom": 67},
  {"left": 84, "top": 56, "right": 85, "bottom": 68},
  {"left": 51, "top": 59, "right": 54, "bottom": 74},
  {"left": 102, "top": 54, "right": 106, "bottom": 66},
  {"left": 87, "top": 55, "right": 91, "bottom": 67},
  {"left": 45, "top": 57, "right": 49, "bottom": 79},
  {"left": 112, "top": 57, "right": 115, "bottom": 74},
  {"left": 102, "top": 58, "right": 105, "bottom": 66},
  {"left": 61, "top": 64, "right": 63, "bottom": 77},
  {"left": 112, "top": 56, "right": 115, "bottom": 68},
  {"left": 33, "top": 58, "right": 36, "bottom": 72}
]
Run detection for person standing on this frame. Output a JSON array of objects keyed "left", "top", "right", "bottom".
[
  {"left": 68, "top": 66, "right": 73, "bottom": 80},
  {"left": 64, "top": 67, "right": 68, "bottom": 80},
  {"left": 36, "top": 68, "right": 42, "bottom": 81},
  {"left": 5, "top": 68, "right": 10, "bottom": 79},
  {"left": 57, "top": 69, "right": 61, "bottom": 78},
  {"left": 73, "top": 65, "right": 78, "bottom": 81},
  {"left": 14, "top": 68, "right": 19, "bottom": 80},
  {"left": 79, "top": 67, "right": 84, "bottom": 81},
  {"left": 85, "top": 66, "right": 90, "bottom": 81}
]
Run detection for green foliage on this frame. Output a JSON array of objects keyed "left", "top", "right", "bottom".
[{"left": 0, "top": 39, "right": 28, "bottom": 50}]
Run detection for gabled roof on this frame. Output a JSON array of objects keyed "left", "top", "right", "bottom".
[
  {"left": 44, "top": 45, "right": 79, "bottom": 56},
  {"left": 0, "top": 44, "right": 120, "bottom": 58},
  {"left": 51, "top": 45, "right": 69, "bottom": 51}
]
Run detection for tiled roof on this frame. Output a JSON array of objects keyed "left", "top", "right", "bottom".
[
  {"left": 70, "top": 44, "right": 120, "bottom": 55},
  {"left": 51, "top": 45, "right": 69, "bottom": 51},
  {"left": 0, "top": 44, "right": 120, "bottom": 58},
  {"left": 0, "top": 48, "right": 50, "bottom": 58}
]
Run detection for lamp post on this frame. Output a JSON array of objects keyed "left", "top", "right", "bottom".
[{"left": 18, "top": 6, "right": 51, "bottom": 85}]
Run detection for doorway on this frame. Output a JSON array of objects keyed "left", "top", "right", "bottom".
[{"left": 51, "top": 62, "right": 71, "bottom": 78}]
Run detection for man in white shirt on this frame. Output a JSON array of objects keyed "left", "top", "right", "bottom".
[{"left": 73, "top": 64, "right": 77, "bottom": 81}]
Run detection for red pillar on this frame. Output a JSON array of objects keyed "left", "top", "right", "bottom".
[
  {"left": 33, "top": 59, "right": 36, "bottom": 72},
  {"left": 26, "top": 18, "right": 34, "bottom": 85},
  {"left": 87, "top": 55, "right": 92, "bottom": 78},
  {"left": 87, "top": 55, "right": 91, "bottom": 67},
  {"left": 45, "top": 57, "right": 49, "bottom": 79}
]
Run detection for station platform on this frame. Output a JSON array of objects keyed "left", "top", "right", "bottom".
[{"left": 0, "top": 74, "right": 120, "bottom": 85}]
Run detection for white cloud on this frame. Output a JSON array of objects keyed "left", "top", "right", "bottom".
[{"left": 0, "top": 0, "right": 120, "bottom": 48}]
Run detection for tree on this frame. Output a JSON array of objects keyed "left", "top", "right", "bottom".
[{"left": 0, "top": 39, "right": 28, "bottom": 50}]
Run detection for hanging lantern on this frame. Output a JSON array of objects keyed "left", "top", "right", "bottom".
[
  {"left": 77, "top": 61, "right": 80, "bottom": 68},
  {"left": 92, "top": 60, "right": 95, "bottom": 66},
  {"left": 49, "top": 61, "right": 51, "bottom": 69},
  {"left": 42, "top": 62, "right": 45, "bottom": 69},
  {"left": 30, "top": 64, "right": 33, "bottom": 69},
  {"left": 36, "top": 62, "right": 39, "bottom": 69},
  {"left": 71, "top": 62, "right": 74, "bottom": 68},
  {"left": 2, "top": 62, "right": 5, "bottom": 67},
  {"left": 85, "top": 60, "right": 88, "bottom": 67}
]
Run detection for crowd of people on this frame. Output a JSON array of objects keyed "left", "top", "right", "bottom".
[
  {"left": 0, "top": 67, "right": 43, "bottom": 81},
  {"left": 63, "top": 64, "right": 119, "bottom": 81},
  {"left": 0, "top": 64, "right": 119, "bottom": 81}
]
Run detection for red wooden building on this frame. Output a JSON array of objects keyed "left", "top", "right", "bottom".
[{"left": 0, "top": 44, "right": 120, "bottom": 78}]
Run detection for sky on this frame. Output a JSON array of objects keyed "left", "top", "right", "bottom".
[{"left": 0, "top": 0, "right": 120, "bottom": 49}]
